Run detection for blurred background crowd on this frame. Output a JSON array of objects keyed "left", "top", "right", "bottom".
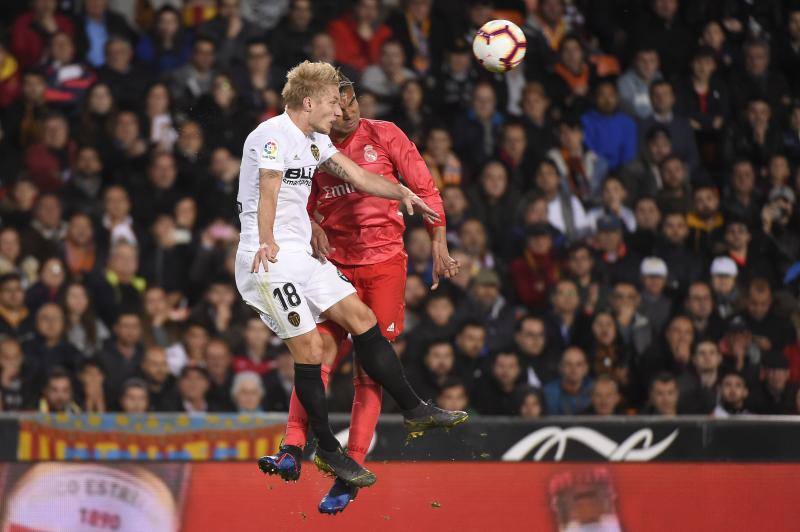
[{"left": 2, "top": 0, "right": 800, "bottom": 419}]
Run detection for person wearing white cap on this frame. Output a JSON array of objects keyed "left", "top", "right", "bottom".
[
  {"left": 638, "top": 256, "right": 672, "bottom": 333},
  {"left": 710, "top": 256, "right": 740, "bottom": 320}
]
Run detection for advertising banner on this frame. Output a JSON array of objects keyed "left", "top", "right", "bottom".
[
  {"left": 3, "top": 414, "right": 800, "bottom": 462},
  {"left": 0, "top": 462, "right": 798, "bottom": 531},
  {"left": 15, "top": 414, "right": 285, "bottom": 461}
]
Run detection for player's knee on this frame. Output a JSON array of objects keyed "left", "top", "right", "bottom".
[{"left": 350, "top": 303, "right": 377, "bottom": 335}]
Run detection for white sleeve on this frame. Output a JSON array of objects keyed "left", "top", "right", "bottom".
[
  {"left": 315, "top": 134, "right": 338, "bottom": 165},
  {"left": 256, "top": 127, "right": 286, "bottom": 171}
]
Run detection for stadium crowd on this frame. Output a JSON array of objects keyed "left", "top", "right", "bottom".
[{"left": 1, "top": 0, "right": 800, "bottom": 419}]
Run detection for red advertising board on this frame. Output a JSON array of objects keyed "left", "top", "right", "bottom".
[{"left": 1, "top": 462, "right": 798, "bottom": 531}]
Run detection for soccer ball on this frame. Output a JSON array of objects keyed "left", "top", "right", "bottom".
[{"left": 472, "top": 19, "right": 527, "bottom": 73}]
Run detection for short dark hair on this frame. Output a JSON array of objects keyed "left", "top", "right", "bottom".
[
  {"left": 121, "top": 377, "right": 148, "bottom": 395},
  {"left": 46, "top": 366, "right": 72, "bottom": 384},
  {"left": 0, "top": 272, "right": 22, "bottom": 287}
]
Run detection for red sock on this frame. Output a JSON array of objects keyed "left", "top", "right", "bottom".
[
  {"left": 347, "top": 373, "right": 382, "bottom": 465},
  {"left": 283, "top": 364, "right": 331, "bottom": 448}
]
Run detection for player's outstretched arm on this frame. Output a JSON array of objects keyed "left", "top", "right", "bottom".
[
  {"left": 252, "top": 168, "right": 282, "bottom": 273},
  {"left": 320, "top": 153, "right": 440, "bottom": 222}
]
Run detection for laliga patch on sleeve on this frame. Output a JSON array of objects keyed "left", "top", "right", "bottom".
[{"left": 262, "top": 140, "right": 278, "bottom": 160}]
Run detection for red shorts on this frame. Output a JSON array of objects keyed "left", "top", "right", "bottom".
[{"left": 318, "top": 251, "right": 407, "bottom": 349}]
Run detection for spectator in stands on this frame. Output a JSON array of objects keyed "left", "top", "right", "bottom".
[
  {"left": 459, "top": 220, "right": 498, "bottom": 272},
  {"left": 710, "top": 257, "right": 740, "bottom": 320},
  {"left": 192, "top": 77, "right": 253, "bottom": 154},
  {"left": 77, "top": 358, "right": 107, "bottom": 412},
  {"left": 465, "top": 269, "right": 517, "bottom": 352},
  {"left": 233, "top": 316, "right": 275, "bottom": 375},
  {"left": 686, "top": 183, "right": 725, "bottom": 259},
  {"left": 511, "top": 315, "right": 558, "bottom": 391},
  {"left": 0, "top": 228, "right": 37, "bottom": 285},
  {"left": 231, "top": 370, "right": 265, "bottom": 412},
  {"left": 3, "top": 70, "right": 48, "bottom": 152},
  {"left": 119, "top": 378, "right": 149, "bottom": 414},
  {"left": 515, "top": 386, "right": 544, "bottom": 419},
  {"left": 640, "top": 80, "right": 700, "bottom": 171},
  {"left": 543, "top": 347, "right": 593, "bottom": 416},
  {"left": 88, "top": 241, "right": 145, "bottom": 324},
  {"left": 424, "top": 129, "right": 462, "bottom": 191},
  {"left": 580, "top": 80, "right": 637, "bottom": 171},
  {"left": 62, "top": 147, "right": 106, "bottom": 220},
  {"left": 752, "top": 351, "right": 795, "bottom": 414},
  {"left": 61, "top": 213, "right": 101, "bottom": 279},
  {"left": 637, "top": 316, "right": 694, "bottom": 401},
  {"left": 761, "top": 186, "right": 799, "bottom": 280},
  {"left": 142, "top": 83, "right": 177, "bottom": 152},
  {"left": 75, "top": 0, "right": 136, "bottom": 68},
  {"left": 452, "top": 82, "right": 504, "bottom": 173},
  {"left": 536, "top": 159, "right": 589, "bottom": 239},
  {"left": 730, "top": 39, "right": 791, "bottom": 116},
  {"left": 587, "top": 177, "right": 635, "bottom": 233},
  {"left": 469, "top": 161, "right": 518, "bottom": 258},
  {"left": 0, "top": 273, "right": 34, "bottom": 342},
  {"left": 619, "top": 126, "right": 672, "bottom": 205},
  {"left": 586, "top": 310, "right": 633, "bottom": 387},
  {"left": 638, "top": 257, "right": 671, "bottom": 334},
  {"left": 436, "top": 377, "right": 470, "bottom": 413},
  {"left": 169, "top": 36, "right": 217, "bottom": 111},
  {"left": 564, "top": 241, "right": 605, "bottom": 315},
  {"left": 594, "top": 215, "right": 641, "bottom": 287},
  {"left": 138, "top": 345, "right": 180, "bottom": 411},
  {"left": 509, "top": 223, "right": 559, "bottom": 312},
  {"left": 519, "top": 82, "right": 557, "bottom": 166},
  {"left": 584, "top": 375, "right": 623, "bottom": 416},
  {"left": 545, "top": 278, "right": 588, "bottom": 354},
  {"left": 41, "top": 32, "right": 96, "bottom": 112},
  {"left": 97, "top": 311, "right": 144, "bottom": 399},
  {"left": 655, "top": 156, "right": 692, "bottom": 215},
  {"left": 205, "top": 338, "right": 235, "bottom": 411},
  {"left": 722, "top": 160, "right": 761, "bottom": 228},
  {"left": 23, "top": 303, "right": 80, "bottom": 374},
  {"left": 547, "top": 118, "right": 608, "bottom": 206},
  {"left": 724, "top": 98, "right": 783, "bottom": 170},
  {"left": 39, "top": 366, "right": 80, "bottom": 413},
  {"left": 234, "top": 39, "right": 282, "bottom": 113},
  {"left": 654, "top": 211, "right": 704, "bottom": 291},
  {"left": 328, "top": 0, "right": 392, "bottom": 73},
  {"left": 25, "top": 257, "right": 66, "bottom": 314},
  {"left": 743, "top": 278, "right": 796, "bottom": 353},
  {"left": 0, "top": 337, "right": 40, "bottom": 411},
  {"left": 135, "top": 6, "right": 192, "bottom": 75},
  {"left": 547, "top": 34, "right": 596, "bottom": 116},
  {"left": 433, "top": 39, "right": 478, "bottom": 118},
  {"left": 630, "top": 0, "right": 692, "bottom": 79},
  {"left": 472, "top": 351, "right": 523, "bottom": 416},
  {"left": 262, "top": 349, "right": 292, "bottom": 412},
  {"left": 387, "top": 0, "right": 448, "bottom": 76},
  {"left": 23, "top": 194, "right": 65, "bottom": 263},
  {"left": 678, "top": 339, "right": 722, "bottom": 414},
  {"left": 107, "top": 111, "right": 148, "bottom": 178},
  {"left": 452, "top": 320, "right": 486, "bottom": 387},
  {"left": 643, "top": 372, "right": 680, "bottom": 417},
  {"left": 684, "top": 281, "right": 725, "bottom": 342},
  {"left": 197, "top": 0, "right": 258, "bottom": 70},
  {"left": 407, "top": 340, "right": 458, "bottom": 402},
  {"left": 177, "top": 365, "right": 211, "bottom": 414},
  {"left": 24, "top": 113, "right": 76, "bottom": 194},
  {"left": 712, "top": 371, "right": 750, "bottom": 417},
  {"left": 165, "top": 322, "right": 209, "bottom": 376},
  {"left": 61, "top": 281, "right": 110, "bottom": 357},
  {"left": 97, "top": 37, "right": 152, "bottom": 110},
  {"left": 617, "top": 47, "right": 661, "bottom": 119},
  {"left": 11, "top": 0, "right": 75, "bottom": 68}
]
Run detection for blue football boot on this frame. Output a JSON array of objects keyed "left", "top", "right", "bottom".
[
  {"left": 258, "top": 444, "right": 302, "bottom": 481},
  {"left": 318, "top": 478, "right": 359, "bottom": 515}
]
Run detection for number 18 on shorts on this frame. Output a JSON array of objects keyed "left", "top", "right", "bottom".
[{"left": 234, "top": 247, "right": 356, "bottom": 339}]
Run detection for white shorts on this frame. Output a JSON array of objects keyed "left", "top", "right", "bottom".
[{"left": 235, "top": 246, "right": 356, "bottom": 339}]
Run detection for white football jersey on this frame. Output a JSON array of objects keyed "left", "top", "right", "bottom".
[{"left": 238, "top": 112, "right": 337, "bottom": 252}]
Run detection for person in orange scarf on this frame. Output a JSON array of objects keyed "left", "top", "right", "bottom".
[
  {"left": 548, "top": 34, "right": 596, "bottom": 115},
  {"left": 422, "top": 126, "right": 462, "bottom": 190}
]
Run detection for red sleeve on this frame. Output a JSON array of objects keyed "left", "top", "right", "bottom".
[
  {"left": 380, "top": 122, "right": 446, "bottom": 232},
  {"left": 307, "top": 172, "right": 320, "bottom": 220}
]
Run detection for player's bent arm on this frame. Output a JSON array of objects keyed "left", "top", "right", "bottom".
[
  {"left": 320, "top": 153, "right": 440, "bottom": 220},
  {"left": 321, "top": 152, "right": 403, "bottom": 200}
]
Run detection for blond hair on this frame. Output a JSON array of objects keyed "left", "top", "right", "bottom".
[{"left": 281, "top": 61, "right": 339, "bottom": 109}]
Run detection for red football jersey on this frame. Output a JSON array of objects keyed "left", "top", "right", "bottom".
[{"left": 308, "top": 119, "right": 446, "bottom": 266}]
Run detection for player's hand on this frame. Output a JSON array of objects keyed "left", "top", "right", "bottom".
[
  {"left": 431, "top": 240, "right": 459, "bottom": 290},
  {"left": 252, "top": 240, "right": 279, "bottom": 273},
  {"left": 399, "top": 185, "right": 440, "bottom": 222},
  {"left": 310, "top": 221, "right": 335, "bottom": 263}
]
